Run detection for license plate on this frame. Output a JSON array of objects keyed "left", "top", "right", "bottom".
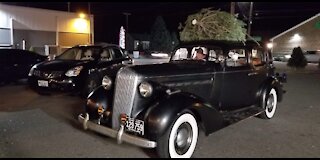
[
  {"left": 125, "top": 117, "right": 144, "bottom": 136},
  {"left": 38, "top": 80, "right": 48, "bottom": 87}
]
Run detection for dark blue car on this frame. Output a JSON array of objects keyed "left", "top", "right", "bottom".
[{"left": 0, "top": 49, "right": 47, "bottom": 85}]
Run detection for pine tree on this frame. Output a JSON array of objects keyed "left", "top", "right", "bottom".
[
  {"left": 150, "top": 16, "right": 172, "bottom": 52},
  {"left": 179, "top": 8, "right": 247, "bottom": 42},
  {"left": 287, "top": 46, "right": 307, "bottom": 68}
]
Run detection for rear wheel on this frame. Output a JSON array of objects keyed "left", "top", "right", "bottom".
[
  {"left": 156, "top": 112, "right": 198, "bottom": 158},
  {"left": 259, "top": 88, "right": 277, "bottom": 119}
]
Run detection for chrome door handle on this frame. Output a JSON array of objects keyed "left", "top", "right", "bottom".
[{"left": 248, "top": 72, "right": 258, "bottom": 76}]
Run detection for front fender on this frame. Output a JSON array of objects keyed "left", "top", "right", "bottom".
[
  {"left": 257, "top": 77, "right": 284, "bottom": 108},
  {"left": 142, "top": 92, "right": 224, "bottom": 141},
  {"left": 85, "top": 85, "right": 113, "bottom": 120}
]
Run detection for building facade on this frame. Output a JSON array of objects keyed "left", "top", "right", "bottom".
[
  {"left": 0, "top": 4, "right": 94, "bottom": 55},
  {"left": 270, "top": 13, "right": 320, "bottom": 57}
]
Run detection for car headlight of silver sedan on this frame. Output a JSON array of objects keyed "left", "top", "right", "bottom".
[
  {"left": 138, "top": 82, "right": 153, "bottom": 98},
  {"left": 102, "top": 75, "right": 112, "bottom": 90},
  {"left": 65, "top": 66, "right": 83, "bottom": 77}
]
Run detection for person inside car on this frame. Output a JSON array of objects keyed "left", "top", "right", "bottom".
[{"left": 194, "top": 48, "right": 207, "bottom": 61}]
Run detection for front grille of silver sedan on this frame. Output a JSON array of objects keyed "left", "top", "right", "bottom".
[
  {"left": 33, "top": 70, "right": 63, "bottom": 79},
  {"left": 112, "top": 67, "right": 140, "bottom": 130}
]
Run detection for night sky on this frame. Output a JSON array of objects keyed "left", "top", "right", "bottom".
[{"left": 2, "top": 2, "right": 320, "bottom": 44}]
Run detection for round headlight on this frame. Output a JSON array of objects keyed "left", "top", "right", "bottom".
[
  {"left": 138, "top": 82, "right": 153, "bottom": 98},
  {"left": 102, "top": 75, "right": 112, "bottom": 90}
]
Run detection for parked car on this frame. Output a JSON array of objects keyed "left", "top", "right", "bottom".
[
  {"left": 77, "top": 40, "right": 287, "bottom": 158},
  {"left": 0, "top": 49, "right": 47, "bottom": 85},
  {"left": 28, "top": 43, "right": 132, "bottom": 97}
]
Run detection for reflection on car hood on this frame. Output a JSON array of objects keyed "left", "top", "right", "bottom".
[
  {"left": 128, "top": 61, "right": 220, "bottom": 77},
  {"left": 36, "top": 59, "right": 92, "bottom": 71}
]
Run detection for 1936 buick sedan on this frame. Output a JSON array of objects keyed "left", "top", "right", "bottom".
[{"left": 78, "top": 40, "right": 287, "bottom": 158}]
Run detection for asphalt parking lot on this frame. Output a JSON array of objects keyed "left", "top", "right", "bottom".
[{"left": 0, "top": 61, "right": 320, "bottom": 158}]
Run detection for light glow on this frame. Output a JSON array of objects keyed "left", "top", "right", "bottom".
[
  {"left": 79, "top": 13, "right": 86, "bottom": 19},
  {"left": 267, "top": 42, "right": 273, "bottom": 49},
  {"left": 73, "top": 18, "right": 88, "bottom": 33},
  {"left": 291, "top": 33, "right": 302, "bottom": 42}
]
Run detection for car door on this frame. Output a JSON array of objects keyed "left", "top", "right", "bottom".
[
  {"left": 248, "top": 48, "right": 269, "bottom": 101},
  {"left": 219, "top": 48, "right": 254, "bottom": 110},
  {"left": 0, "top": 50, "right": 11, "bottom": 82}
]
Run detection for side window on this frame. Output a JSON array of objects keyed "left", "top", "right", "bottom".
[
  {"left": 172, "top": 48, "right": 188, "bottom": 60},
  {"left": 226, "top": 49, "right": 248, "bottom": 67},
  {"left": 100, "top": 49, "right": 112, "bottom": 61},
  {"left": 251, "top": 49, "right": 265, "bottom": 66},
  {"left": 208, "top": 48, "right": 223, "bottom": 62},
  {"left": 191, "top": 46, "right": 207, "bottom": 60},
  {"left": 111, "top": 48, "right": 124, "bottom": 59}
]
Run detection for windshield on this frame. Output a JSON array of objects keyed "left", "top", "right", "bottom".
[{"left": 56, "top": 46, "right": 101, "bottom": 61}]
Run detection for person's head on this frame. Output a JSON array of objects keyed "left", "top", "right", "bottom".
[{"left": 195, "top": 48, "right": 206, "bottom": 60}]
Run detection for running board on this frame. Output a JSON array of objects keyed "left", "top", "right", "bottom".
[{"left": 222, "top": 106, "right": 264, "bottom": 126}]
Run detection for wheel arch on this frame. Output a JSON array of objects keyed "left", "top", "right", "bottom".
[
  {"left": 142, "top": 92, "right": 225, "bottom": 141},
  {"left": 257, "top": 77, "right": 283, "bottom": 108}
]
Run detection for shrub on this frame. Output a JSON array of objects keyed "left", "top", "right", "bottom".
[{"left": 287, "top": 46, "right": 307, "bottom": 68}]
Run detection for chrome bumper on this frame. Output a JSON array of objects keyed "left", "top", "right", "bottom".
[{"left": 78, "top": 113, "right": 157, "bottom": 148}]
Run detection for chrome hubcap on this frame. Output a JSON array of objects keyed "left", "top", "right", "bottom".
[
  {"left": 267, "top": 94, "right": 274, "bottom": 112},
  {"left": 174, "top": 122, "right": 193, "bottom": 155}
]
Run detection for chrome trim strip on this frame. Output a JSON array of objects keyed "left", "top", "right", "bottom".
[{"left": 78, "top": 113, "right": 157, "bottom": 148}]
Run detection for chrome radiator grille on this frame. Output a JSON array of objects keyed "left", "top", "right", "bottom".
[
  {"left": 112, "top": 67, "right": 139, "bottom": 129},
  {"left": 34, "top": 70, "right": 63, "bottom": 79}
]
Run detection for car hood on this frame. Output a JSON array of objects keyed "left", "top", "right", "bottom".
[
  {"left": 35, "top": 59, "right": 93, "bottom": 71},
  {"left": 128, "top": 61, "right": 220, "bottom": 77}
]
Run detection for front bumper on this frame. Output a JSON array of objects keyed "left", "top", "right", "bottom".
[
  {"left": 78, "top": 113, "right": 157, "bottom": 148},
  {"left": 29, "top": 76, "right": 78, "bottom": 92}
]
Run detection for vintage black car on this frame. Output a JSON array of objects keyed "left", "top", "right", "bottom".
[
  {"left": 77, "top": 40, "right": 287, "bottom": 158},
  {"left": 0, "top": 49, "right": 47, "bottom": 85},
  {"left": 28, "top": 43, "right": 132, "bottom": 97}
]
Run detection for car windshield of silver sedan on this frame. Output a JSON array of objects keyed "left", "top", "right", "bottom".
[{"left": 56, "top": 47, "right": 101, "bottom": 61}]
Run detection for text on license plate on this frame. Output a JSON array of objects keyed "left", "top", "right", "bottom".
[
  {"left": 125, "top": 117, "right": 144, "bottom": 136},
  {"left": 38, "top": 80, "right": 48, "bottom": 87}
]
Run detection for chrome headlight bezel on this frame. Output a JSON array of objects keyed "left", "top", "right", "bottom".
[
  {"left": 102, "top": 75, "right": 112, "bottom": 90},
  {"left": 65, "top": 66, "right": 83, "bottom": 77},
  {"left": 138, "top": 81, "right": 153, "bottom": 98}
]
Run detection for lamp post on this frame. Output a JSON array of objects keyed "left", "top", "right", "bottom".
[
  {"left": 123, "top": 12, "right": 131, "bottom": 50},
  {"left": 247, "top": 2, "right": 253, "bottom": 36}
]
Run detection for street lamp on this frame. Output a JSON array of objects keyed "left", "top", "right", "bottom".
[
  {"left": 123, "top": 12, "right": 131, "bottom": 33},
  {"left": 247, "top": 2, "right": 253, "bottom": 36},
  {"left": 123, "top": 12, "right": 131, "bottom": 51}
]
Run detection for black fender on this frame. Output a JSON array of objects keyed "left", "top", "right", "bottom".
[
  {"left": 142, "top": 91, "right": 225, "bottom": 141},
  {"left": 257, "top": 77, "right": 283, "bottom": 108},
  {"left": 85, "top": 85, "right": 113, "bottom": 121}
]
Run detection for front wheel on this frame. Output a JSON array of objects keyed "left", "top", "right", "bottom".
[
  {"left": 259, "top": 88, "right": 278, "bottom": 119},
  {"left": 156, "top": 113, "right": 198, "bottom": 158}
]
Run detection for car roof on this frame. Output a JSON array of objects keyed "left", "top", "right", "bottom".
[
  {"left": 178, "top": 40, "right": 262, "bottom": 49},
  {"left": 75, "top": 43, "right": 120, "bottom": 49}
]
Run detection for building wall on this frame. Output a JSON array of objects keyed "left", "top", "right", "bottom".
[
  {"left": 0, "top": 4, "right": 93, "bottom": 52},
  {"left": 58, "top": 32, "right": 90, "bottom": 47},
  {"left": 272, "top": 15, "right": 320, "bottom": 55},
  {"left": 13, "top": 29, "right": 56, "bottom": 54}
]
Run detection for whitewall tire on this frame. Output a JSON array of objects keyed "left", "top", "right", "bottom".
[{"left": 157, "top": 113, "right": 199, "bottom": 158}]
